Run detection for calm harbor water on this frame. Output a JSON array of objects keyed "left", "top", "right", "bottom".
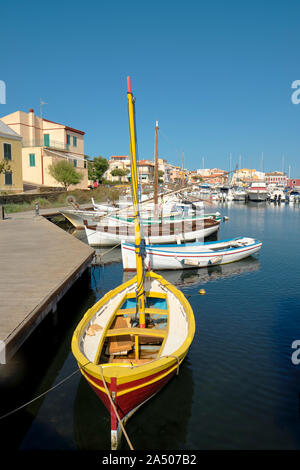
[{"left": 1, "top": 201, "right": 300, "bottom": 450}]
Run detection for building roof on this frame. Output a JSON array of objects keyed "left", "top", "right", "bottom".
[
  {"left": 0, "top": 120, "right": 22, "bottom": 140},
  {"left": 110, "top": 155, "right": 129, "bottom": 160},
  {"left": 43, "top": 118, "right": 85, "bottom": 135},
  {"left": 138, "top": 160, "right": 154, "bottom": 166}
]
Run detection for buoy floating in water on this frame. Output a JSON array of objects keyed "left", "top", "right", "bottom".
[{"left": 199, "top": 289, "right": 206, "bottom": 295}]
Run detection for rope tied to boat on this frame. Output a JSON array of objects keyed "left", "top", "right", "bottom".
[
  {"left": 92, "top": 242, "right": 122, "bottom": 265},
  {"left": 0, "top": 360, "right": 91, "bottom": 421},
  {"left": 99, "top": 366, "right": 134, "bottom": 451}
]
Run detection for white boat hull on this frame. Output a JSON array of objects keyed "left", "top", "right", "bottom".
[
  {"left": 247, "top": 191, "right": 268, "bottom": 202},
  {"left": 84, "top": 221, "right": 220, "bottom": 247},
  {"left": 121, "top": 237, "right": 262, "bottom": 271}
]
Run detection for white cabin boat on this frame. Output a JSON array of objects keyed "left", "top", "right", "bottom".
[{"left": 247, "top": 182, "right": 269, "bottom": 202}]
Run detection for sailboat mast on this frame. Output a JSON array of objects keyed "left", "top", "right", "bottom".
[
  {"left": 154, "top": 120, "right": 159, "bottom": 207},
  {"left": 127, "top": 77, "right": 146, "bottom": 328},
  {"left": 182, "top": 150, "right": 185, "bottom": 187}
]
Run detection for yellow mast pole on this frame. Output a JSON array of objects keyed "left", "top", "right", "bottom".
[
  {"left": 154, "top": 121, "right": 159, "bottom": 208},
  {"left": 127, "top": 76, "right": 146, "bottom": 328}
]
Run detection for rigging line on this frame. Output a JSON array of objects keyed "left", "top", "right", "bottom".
[
  {"left": 0, "top": 361, "right": 91, "bottom": 421},
  {"left": 159, "top": 129, "right": 182, "bottom": 158}
]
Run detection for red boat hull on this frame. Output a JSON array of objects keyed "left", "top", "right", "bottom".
[{"left": 84, "top": 365, "right": 177, "bottom": 432}]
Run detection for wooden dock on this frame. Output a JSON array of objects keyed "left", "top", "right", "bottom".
[{"left": 0, "top": 213, "right": 95, "bottom": 363}]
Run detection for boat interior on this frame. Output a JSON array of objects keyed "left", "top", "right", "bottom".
[
  {"left": 98, "top": 293, "right": 168, "bottom": 365},
  {"left": 81, "top": 278, "right": 188, "bottom": 367}
]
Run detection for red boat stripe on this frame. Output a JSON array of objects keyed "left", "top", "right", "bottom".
[{"left": 84, "top": 362, "right": 176, "bottom": 392}]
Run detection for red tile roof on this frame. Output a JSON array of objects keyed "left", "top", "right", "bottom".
[{"left": 43, "top": 118, "right": 85, "bottom": 135}]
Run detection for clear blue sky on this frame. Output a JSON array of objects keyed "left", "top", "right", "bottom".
[{"left": 2, "top": 0, "right": 300, "bottom": 175}]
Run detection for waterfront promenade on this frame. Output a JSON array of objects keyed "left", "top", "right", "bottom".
[{"left": 0, "top": 208, "right": 95, "bottom": 363}]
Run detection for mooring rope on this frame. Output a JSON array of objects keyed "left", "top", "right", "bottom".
[
  {"left": 92, "top": 242, "right": 122, "bottom": 266},
  {"left": 99, "top": 366, "right": 134, "bottom": 451},
  {"left": 0, "top": 361, "right": 91, "bottom": 421}
]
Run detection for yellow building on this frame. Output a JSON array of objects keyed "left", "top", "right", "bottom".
[
  {"left": 1, "top": 109, "right": 88, "bottom": 190},
  {"left": 0, "top": 120, "right": 23, "bottom": 192}
]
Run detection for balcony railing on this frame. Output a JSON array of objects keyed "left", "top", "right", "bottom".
[{"left": 22, "top": 139, "right": 70, "bottom": 151}]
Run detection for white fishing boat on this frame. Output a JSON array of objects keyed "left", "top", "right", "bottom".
[
  {"left": 121, "top": 237, "right": 262, "bottom": 271},
  {"left": 91, "top": 198, "right": 116, "bottom": 212},
  {"left": 61, "top": 197, "right": 221, "bottom": 230},
  {"left": 60, "top": 208, "right": 107, "bottom": 229},
  {"left": 84, "top": 215, "right": 220, "bottom": 246}
]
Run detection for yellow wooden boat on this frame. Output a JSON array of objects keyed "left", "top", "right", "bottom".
[{"left": 71, "top": 77, "right": 195, "bottom": 450}]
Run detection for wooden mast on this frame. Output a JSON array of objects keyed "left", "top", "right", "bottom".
[
  {"left": 182, "top": 149, "right": 185, "bottom": 187},
  {"left": 127, "top": 76, "right": 146, "bottom": 328},
  {"left": 154, "top": 120, "right": 159, "bottom": 209}
]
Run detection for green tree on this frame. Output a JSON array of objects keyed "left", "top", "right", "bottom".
[
  {"left": 48, "top": 160, "right": 83, "bottom": 190},
  {"left": 0, "top": 159, "right": 11, "bottom": 175},
  {"left": 111, "top": 168, "right": 129, "bottom": 182},
  {"left": 192, "top": 175, "right": 203, "bottom": 182},
  {"left": 158, "top": 170, "right": 164, "bottom": 184},
  {"left": 87, "top": 156, "right": 108, "bottom": 182}
]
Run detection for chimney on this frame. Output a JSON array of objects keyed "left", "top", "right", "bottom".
[{"left": 29, "top": 108, "right": 35, "bottom": 145}]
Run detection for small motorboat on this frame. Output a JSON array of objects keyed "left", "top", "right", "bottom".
[{"left": 288, "top": 190, "right": 300, "bottom": 203}]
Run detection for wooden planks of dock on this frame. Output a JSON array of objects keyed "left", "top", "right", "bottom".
[{"left": 0, "top": 214, "right": 95, "bottom": 363}]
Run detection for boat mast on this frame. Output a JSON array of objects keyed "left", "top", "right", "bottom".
[
  {"left": 127, "top": 77, "right": 146, "bottom": 328},
  {"left": 182, "top": 150, "right": 185, "bottom": 187},
  {"left": 154, "top": 120, "right": 159, "bottom": 209}
]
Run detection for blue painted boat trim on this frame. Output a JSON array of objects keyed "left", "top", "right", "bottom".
[{"left": 122, "top": 238, "right": 262, "bottom": 255}]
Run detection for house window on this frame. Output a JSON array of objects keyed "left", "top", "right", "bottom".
[
  {"left": 3, "top": 143, "right": 11, "bottom": 160},
  {"left": 29, "top": 153, "right": 35, "bottom": 167},
  {"left": 67, "top": 134, "right": 70, "bottom": 146},
  {"left": 73, "top": 136, "right": 77, "bottom": 147},
  {"left": 5, "top": 172, "right": 12, "bottom": 185},
  {"left": 44, "top": 134, "right": 50, "bottom": 147},
  {"left": 73, "top": 159, "right": 77, "bottom": 167}
]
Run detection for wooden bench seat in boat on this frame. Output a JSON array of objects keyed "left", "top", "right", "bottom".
[{"left": 108, "top": 316, "right": 134, "bottom": 355}]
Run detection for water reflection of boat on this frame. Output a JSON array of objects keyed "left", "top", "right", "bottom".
[
  {"left": 73, "top": 360, "right": 194, "bottom": 450},
  {"left": 123, "top": 256, "right": 260, "bottom": 288}
]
